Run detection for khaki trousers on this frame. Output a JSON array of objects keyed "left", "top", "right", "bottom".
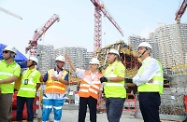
[{"left": 0, "top": 93, "right": 13, "bottom": 122}]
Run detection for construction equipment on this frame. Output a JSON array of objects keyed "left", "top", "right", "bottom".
[
  {"left": 0, "top": 6, "right": 22, "bottom": 20},
  {"left": 90, "top": 0, "right": 124, "bottom": 52},
  {"left": 175, "top": 0, "right": 187, "bottom": 23},
  {"left": 169, "top": 64, "right": 187, "bottom": 75},
  {"left": 25, "top": 14, "right": 60, "bottom": 57}
]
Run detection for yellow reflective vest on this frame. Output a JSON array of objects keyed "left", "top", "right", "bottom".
[
  {"left": 104, "top": 61, "right": 126, "bottom": 98},
  {"left": 138, "top": 58, "right": 164, "bottom": 94},
  {"left": 17, "top": 68, "right": 41, "bottom": 98},
  {"left": 0, "top": 60, "right": 21, "bottom": 94}
]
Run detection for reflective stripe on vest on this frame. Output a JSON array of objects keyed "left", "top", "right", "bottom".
[
  {"left": 79, "top": 70, "right": 102, "bottom": 100},
  {"left": 45, "top": 69, "right": 67, "bottom": 94},
  {"left": 104, "top": 61, "right": 126, "bottom": 98},
  {"left": 18, "top": 70, "right": 38, "bottom": 97},
  {"left": 138, "top": 58, "right": 164, "bottom": 94}
]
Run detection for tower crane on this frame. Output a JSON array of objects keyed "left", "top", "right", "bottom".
[
  {"left": 25, "top": 14, "right": 60, "bottom": 57},
  {"left": 90, "top": 0, "right": 124, "bottom": 52},
  {"left": 0, "top": 6, "right": 22, "bottom": 20},
  {"left": 175, "top": 0, "right": 187, "bottom": 23}
]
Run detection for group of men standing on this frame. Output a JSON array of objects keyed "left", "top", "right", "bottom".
[
  {"left": 0, "top": 45, "right": 69, "bottom": 122},
  {"left": 0, "top": 41, "right": 164, "bottom": 122}
]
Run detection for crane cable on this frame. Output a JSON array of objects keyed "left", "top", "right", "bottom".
[{"left": 0, "top": 7, "right": 22, "bottom": 20}]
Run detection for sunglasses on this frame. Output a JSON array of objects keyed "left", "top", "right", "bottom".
[{"left": 3, "top": 51, "right": 9, "bottom": 53}]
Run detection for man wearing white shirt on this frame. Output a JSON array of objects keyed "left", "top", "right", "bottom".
[
  {"left": 133, "top": 42, "right": 164, "bottom": 122},
  {"left": 65, "top": 55, "right": 102, "bottom": 122}
]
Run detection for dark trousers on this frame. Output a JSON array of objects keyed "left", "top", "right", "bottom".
[
  {"left": 16, "top": 96, "right": 34, "bottom": 121},
  {"left": 105, "top": 98, "right": 125, "bottom": 122},
  {"left": 139, "top": 92, "right": 161, "bottom": 122},
  {"left": 0, "top": 93, "right": 13, "bottom": 122},
  {"left": 78, "top": 96, "right": 97, "bottom": 122}
]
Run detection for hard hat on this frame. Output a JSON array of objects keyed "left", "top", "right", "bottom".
[
  {"left": 3, "top": 45, "right": 17, "bottom": 54},
  {"left": 138, "top": 42, "right": 152, "bottom": 49},
  {"left": 108, "top": 49, "right": 119, "bottom": 56},
  {"left": 56, "top": 55, "right": 65, "bottom": 62},
  {"left": 29, "top": 57, "right": 38, "bottom": 65},
  {"left": 89, "top": 58, "right": 100, "bottom": 65}
]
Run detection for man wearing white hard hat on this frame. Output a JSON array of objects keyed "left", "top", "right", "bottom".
[
  {"left": 16, "top": 56, "right": 41, "bottom": 122},
  {"left": 100, "top": 48, "right": 126, "bottom": 122},
  {"left": 133, "top": 42, "right": 163, "bottom": 122},
  {"left": 41, "top": 55, "right": 69, "bottom": 122},
  {"left": 0, "top": 45, "right": 21, "bottom": 121},
  {"left": 65, "top": 54, "right": 102, "bottom": 122}
]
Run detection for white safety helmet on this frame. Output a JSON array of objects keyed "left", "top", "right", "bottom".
[
  {"left": 89, "top": 58, "right": 100, "bottom": 65},
  {"left": 3, "top": 45, "right": 17, "bottom": 54},
  {"left": 55, "top": 55, "right": 65, "bottom": 62},
  {"left": 29, "top": 57, "right": 38, "bottom": 65},
  {"left": 108, "top": 49, "right": 119, "bottom": 56},
  {"left": 138, "top": 42, "right": 152, "bottom": 50}
]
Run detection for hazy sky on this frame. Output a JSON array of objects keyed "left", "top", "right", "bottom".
[{"left": 0, "top": 0, "right": 185, "bottom": 56}]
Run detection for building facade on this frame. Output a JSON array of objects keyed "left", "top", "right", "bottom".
[
  {"left": 37, "top": 45, "right": 55, "bottom": 74},
  {"left": 37, "top": 45, "right": 94, "bottom": 74},
  {"left": 152, "top": 23, "right": 187, "bottom": 68}
]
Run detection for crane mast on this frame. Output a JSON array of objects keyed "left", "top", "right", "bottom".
[
  {"left": 25, "top": 14, "right": 60, "bottom": 57},
  {"left": 90, "top": 0, "right": 124, "bottom": 51},
  {"left": 175, "top": 0, "right": 186, "bottom": 64}
]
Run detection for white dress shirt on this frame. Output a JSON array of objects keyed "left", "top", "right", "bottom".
[
  {"left": 132, "top": 56, "right": 160, "bottom": 86},
  {"left": 76, "top": 68, "right": 98, "bottom": 79}
]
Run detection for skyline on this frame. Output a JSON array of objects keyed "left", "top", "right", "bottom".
[{"left": 0, "top": 0, "right": 186, "bottom": 57}]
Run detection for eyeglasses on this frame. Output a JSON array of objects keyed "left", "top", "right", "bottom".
[{"left": 3, "top": 51, "right": 9, "bottom": 53}]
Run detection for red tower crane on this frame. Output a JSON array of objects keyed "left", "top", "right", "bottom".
[
  {"left": 25, "top": 14, "right": 60, "bottom": 57},
  {"left": 175, "top": 0, "right": 187, "bottom": 23},
  {"left": 90, "top": 0, "right": 124, "bottom": 51}
]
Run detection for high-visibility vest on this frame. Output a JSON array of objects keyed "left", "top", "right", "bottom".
[
  {"left": 0, "top": 60, "right": 21, "bottom": 94},
  {"left": 138, "top": 58, "right": 164, "bottom": 94},
  {"left": 79, "top": 70, "right": 102, "bottom": 100},
  {"left": 45, "top": 69, "right": 68, "bottom": 94},
  {"left": 104, "top": 61, "right": 126, "bottom": 98},
  {"left": 17, "top": 68, "right": 41, "bottom": 98}
]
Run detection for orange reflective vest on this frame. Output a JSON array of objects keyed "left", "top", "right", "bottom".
[
  {"left": 45, "top": 69, "right": 68, "bottom": 94},
  {"left": 79, "top": 70, "right": 102, "bottom": 100}
]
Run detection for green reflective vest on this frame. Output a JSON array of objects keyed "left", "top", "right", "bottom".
[
  {"left": 138, "top": 58, "right": 164, "bottom": 94},
  {"left": 17, "top": 68, "right": 41, "bottom": 98},
  {"left": 104, "top": 61, "right": 126, "bottom": 98}
]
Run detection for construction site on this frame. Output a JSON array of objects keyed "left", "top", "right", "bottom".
[{"left": 1, "top": 0, "right": 187, "bottom": 122}]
